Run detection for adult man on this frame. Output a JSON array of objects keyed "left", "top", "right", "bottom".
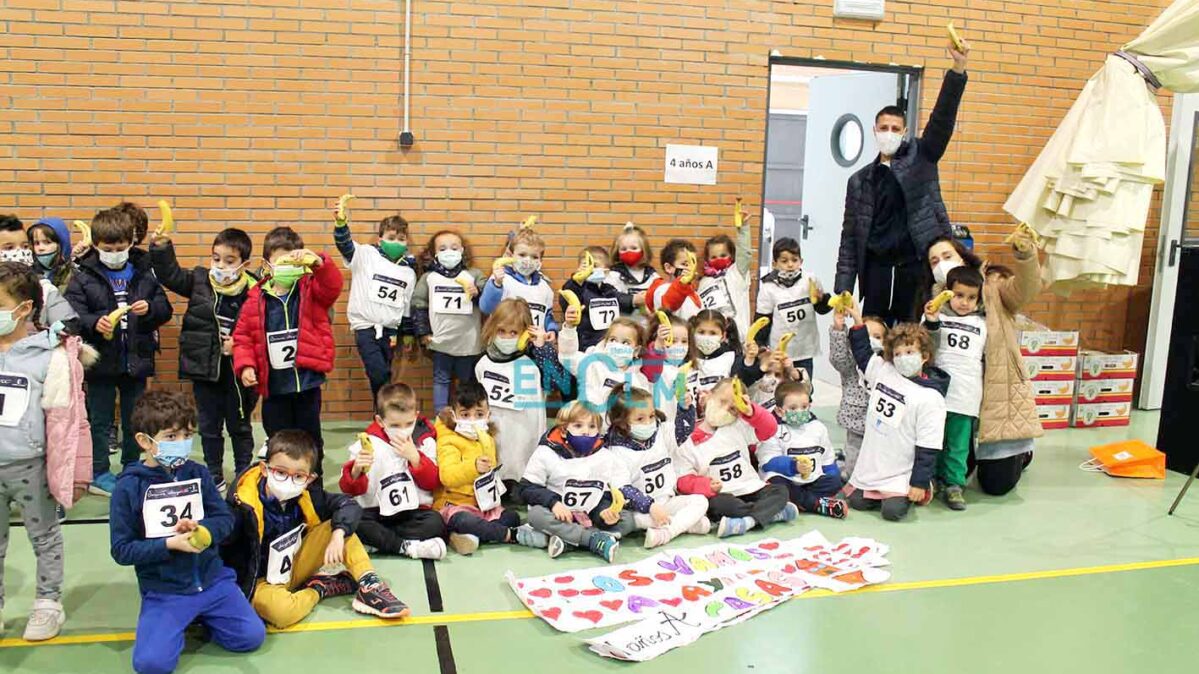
[{"left": 834, "top": 42, "right": 970, "bottom": 324}]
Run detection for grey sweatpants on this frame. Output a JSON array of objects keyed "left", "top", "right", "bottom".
[
  {"left": 0, "top": 458, "right": 64, "bottom": 608},
  {"left": 843, "top": 430, "right": 864, "bottom": 479},
  {"left": 526, "top": 506, "right": 636, "bottom": 548}
]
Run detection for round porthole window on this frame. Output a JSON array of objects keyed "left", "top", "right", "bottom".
[{"left": 830, "top": 114, "right": 864, "bottom": 168}]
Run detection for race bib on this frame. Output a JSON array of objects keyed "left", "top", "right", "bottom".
[
  {"left": 775, "top": 298, "right": 810, "bottom": 330},
  {"left": 480, "top": 367, "right": 518, "bottom": 410},
  {"left": 431, "top": 283, "right": 471, "bottom": 315},
  {"left": 706, "top": 451, "right": 751, "bottom": 487},
  {"left": 216, "top": 314, "right": 236, "bottom": 339},
  {"left": 699, "top": 283, "right": 730, "bottom": 312},
  {"left": 940, "top": 320, "right": 984, "bottom": 360},
  {"left": 527, "top": 303, "right": 549, "bottom": 329},
  {"left": 869, "top": 382, "right": 908, "bottom": 431},
  {"left": 370, "top": 273, "right": 409, "bottom": 308},
  {"left": 0, "top": 373, "right": 31, "bottom": 428},
  {"left": 561, "top": 479, "right": 604, "bottom": 512},
  {"left": 267, "top": 329, "right": 298, "bottom": 370},
  {"left": 141, "top": 478, "right": 204, "bottom": 539},
  {"left": 588, "top": 298, "right": 619, "bottom": 331},
  {"left": 473, "top": 469, "right": 506, "bottom": 512},
  {"left": 639, "top": 457, "right": 676, "bottom": 497},
  {"left": 266, "top": 523, "right": 306, "bottom": 586},
  {"left": 378, "top": 472, "right": 418, "bottom": 516}
]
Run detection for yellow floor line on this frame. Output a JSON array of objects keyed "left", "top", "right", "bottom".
[{"left": 4, "top": 556, "right": 1197, "bottom": 650}]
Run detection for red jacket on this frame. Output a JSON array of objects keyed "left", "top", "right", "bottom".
[
  {"left": 232, "top": 252, "right": 343, "bottom": 397},
  {"left": 340, "top": 417, "right": 441, "bottom": 506}
]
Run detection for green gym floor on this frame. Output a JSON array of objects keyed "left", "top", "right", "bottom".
[{"left": 3, "top": 409, "right": 1198, "bottom": 673}]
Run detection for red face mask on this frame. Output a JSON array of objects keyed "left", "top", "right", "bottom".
[
  {"left": 708, "top": 257, "right": 733, "bottom": 271},
  {"left": 618, "top": 250, "right": 643, "bottom": 266}
]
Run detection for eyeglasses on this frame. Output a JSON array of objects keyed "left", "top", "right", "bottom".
[{"left": 266, "top": 466, "right": 312, "bottom": 485}]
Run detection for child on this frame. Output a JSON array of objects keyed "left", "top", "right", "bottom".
[
  {"left": 28, "top": 216, "right": 75, "bottom": 293},
  {"left": 606, "top": 222, "right": 660, "bottom": 320},
  {"left": 696, "top": 203, "right": 754, "bottom": 338},
  {"left": 412, "top": 229, "right": 485, "bottom": 412},
  {"left": 233, "top": 226, "right": 342, "bottom": 472},
  {"left": 560, "top": 246, "right": 623, "bottom": 350},
  {"left": 433, "top": 382, "right": 549, "bottom": 555},
  {"left": 606, "top": 385, "right": 710, "bottom": 547},
  {"left": 65, "top": 208, "right": 173, "bottom": 496},
  {"left": 110, "top": 390, "right": 265, "bottom": 672},
  {"left": 480, "top": 226, "right": 559, "bottom": 334},
  {"left": 754, "top": 237, "right": 832, "bottom": 381},
  {"left": 114, "top": 201, "right": 149, "bottom": 248},
  {"left": 748, "top": 348, "right": 804, "bottom": 413},
  {"left": 0, "top": 215, "right": 77, "bottom": 329},
  {"left": 923, "top": 265, "right": 987, "bottom": 511},
  {"left": 830, "top": 308, "right": 887, "bottom": 479},
  {"left": 474, "top": 298, "right": 571, "bottom": 492},
  {"left": 691, "top": 310, "right": 766, "bottom": 398},
  {"left": 644, "top": 239, "right": 703, "bottom": 321},
  {"left": 520, "top": 402, "right": 635, "bottom": 561},
  {"left": 339, "top": 383, "right": 447, "bottom": 559},
  {"left": 844, "top": 307, "right": 948, "bottom": 522},
  {"left": 333, "top": 206, "right": 418, "bottom": 398},
  {"left": 150, "top": 226, "right": 258, "bottom": 492},
  {"left": 757, "top": 381, "right": 847, "bottom": 519},
  {"left": 641, "top": 312, "right": 698, "bottom": 426},
  {"left": 223, "top": 429, "right": 409, "bottom": 628},
  {"left": 557, "top": 315, "right": 651, "bottom": 416}
]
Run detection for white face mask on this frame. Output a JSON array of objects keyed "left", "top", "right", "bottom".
[
  {"left": 266, "top": 471, "right": 307, "bottom": 502},
  {"left": 933, "top": 259, "right": 962, "bottom": 286},
  {"left": 436, "top": 249, "right": 463, "bottom": 269},
  {"left": 386, "top": 425, "right": 415, "bottom": 443},
  {"left": 894, "top": 353, "right": 924, "bottom": 378},
  {"left": 99, "top": 248, "right": 130, "bottom": 270},
  {"left": 0, "top": 248, "right": 33, "bottom": 266},
  {"left": 629, "top": 421, "right": 658, "bottom": 442},
  {"left": 869, "top": 336, "right": 885, "bottom": 354},
  {"left": 209, "top": 264, "right": 243, "bottom": 285},
  {"left": 876, "top": 130, "right": 903, "bottom": 156},
  {"left": 665, "top": 343, "right": 689, "bottom": 364},
  {"left": 513, "top": 257, "right": 540, "bottom": 277},
  {"left": 605, "top": 342, "right": 636, "bottom": 368},
  {"left": 695, "top": 334, "right": 722, "bottom": 356},
  {"left": 705, "top": 403, "right": 737, "bottom": 428},
  {"left": 455, "top": 418, "right": 487, "bottom": 440},
  {"left": 492, "top": 336, "right": 520, "bottom": 355}
]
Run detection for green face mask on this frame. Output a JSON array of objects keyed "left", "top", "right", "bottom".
[
  {"left": 379, "top": 239, "right": 408, "bottom": 261},
  {"left": 271, "top": 264, "right": 305, "bottom": 290}
]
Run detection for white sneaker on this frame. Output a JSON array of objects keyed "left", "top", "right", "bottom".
[
  {"left": 23, "top": 599, "right": 65, "bottom": 642},
  {"left": 547, "top": 535, "right": 565, "bottom": 559},
  {"left": 643, "top": 527, "right": 671, "bottom": 549},
  {"left": 404, "top": 538, "right": 447, "bottom": 561},
  {"left": 687, "top": 516, "right": 712, "bottom": 535}
]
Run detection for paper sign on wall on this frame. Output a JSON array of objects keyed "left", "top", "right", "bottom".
[{"left": 664, "top": 144, "right": 719, "bottom": 185}]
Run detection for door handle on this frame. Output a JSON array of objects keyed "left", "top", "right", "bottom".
[
  {"left": 800, "top": 215, "right": 813, "bottom": 239},
  {"left": 1169, "top": 239, "right": 1182, "bottom": 267}
]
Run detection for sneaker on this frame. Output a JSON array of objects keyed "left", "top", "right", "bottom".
[
  {"left": 302, "top": 571, "right": 357, "bottom": 599},
  {"left": 816, "top": 497, "right": 848, "bottom": 519},
  {"left": 514, "top": 525, "right": 548, "bottom": 549},
  {"left": 55, "top": 504, "right": 67, "bottom": 524},
  {"left": 404, "top": 538, "right": 447, "bottom": 560},
  {"left": 587, "top": 532, "right": 620, "bottom": 563},
  {"left": 643, "top": 527, "right": 671, "bottom": 549},
  {"left": 108, "top": 426, "right": 120, "bottom": 455},
  {"left": 88, "top": 472, "right": 117, "bottom": 497},
  {"left": 22, "top": 599, "right": 65, "bottom": 642},
  {"left": 771, "top": 502, "right": 800, "bottom": 524},
  {"left": 717, "top": 516, "right": 752, "bottom": 538},
  {"left": 687, "top": 516, "right": 712, "bottom": 535},
  {"left": 352, "top": 576, "right": 411, "bottom": 619},
  {"left": 944, "top": 485, "right": 967, "bottom": 511},
  {"left": 547, "top": 535, "right": 566, "bottom": 559},
  {"left": 448, "top": 533, "right": 480, "bottom": 556},
  {"left": 214, "top": 479, "right": 228, "bottom": 496}
]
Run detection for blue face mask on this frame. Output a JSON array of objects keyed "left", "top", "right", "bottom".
[
  {"left": 154, "top": 437, "right": 193, "bottom": 470},
  {"left": 566, "top": 431, "right": 601, "bottom": 456},
  {"left": 36, "top": 252, "right": 58, "bottom": 269}
]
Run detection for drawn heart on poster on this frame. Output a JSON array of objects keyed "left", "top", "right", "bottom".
[
  {"left": 600, "top": 599, "right": 623, "bottom": 611},
  {"left": 655, "top": 572, "right": 676, "bottom": 581},
  {"left": 758, "top": 541, "right": 780, "bottom": 551},
  {"left": 541, "top": 607, "right": 561, "bottom": 621},
  {"left": 559, "top": 589, "right": 579, "bottom": 597},
  {"left": 581, "top": 588, "right": 604, "bottom": 596},
  {"left": 554, "top": 575, "right": 575, "bottom": 584},
  {"left": 573, "top": 610, "right": 603, "bottom": 624},
  {"left": 530, "top": 588, "right": 552, "bottom": 599},
  {"left": 660, "top": 598, "right": 682, "bottom": 607}
]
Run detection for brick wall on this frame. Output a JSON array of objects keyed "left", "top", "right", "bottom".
[{"left": 0, "top": 0, "right": 1176, "bottom": 417}]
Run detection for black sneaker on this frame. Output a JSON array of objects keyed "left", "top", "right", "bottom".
[
  {"left": 108, "top": 426, "right": 120, "bottom": 455},
  {"left": 55, "top": 504, "right": 67, "bottom": 524},
  {"left": 352, "top": 577, "right": 410, "bottom": 619},
  {"left": 302, "top": 571, "right": 357, "bottom": 599}
]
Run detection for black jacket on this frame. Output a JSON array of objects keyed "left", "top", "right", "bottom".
[
  {"left": 835, "top": 70, "right": 967, "bottom": 294},
  {"left": 64, "top": 248, "right": 173, "bottom": 379},
  {"left": 149, "top": 240, "right": 253, "bottom": 382}
]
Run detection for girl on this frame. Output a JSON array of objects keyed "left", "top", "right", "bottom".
[
  {"left": 675, "top": 378, "right": 795, "bottom": 538},
  {"left": 641, "top": 312, "right": 697, "bottom": 426},
  {"left": 748, "top": 348, "right": 804, "bottom": 413},
  {"left": 520, "top": 401, "right": 634, "bottom": 562},
  {"left": 757, "top": 381, "right": 847, "bottom": 519},
  {"left": 412, "top": 230, "right": 486, "bottom": 413},
  {"left": 830, "top": 308, "right": 888, "bottom": 479},
  {"left": 474, "top": 298, "right": 571, "bottom": 492},
  {"left": 606, "top": 223, "right": 660, "bottom": 320},
  {"left": 606, "top": 385, "right": 710, "bottom": 547},
  {"left": 28, "top": 217, "right": 74, "bottom": 293},
  {"left": 558, "top": 315, "right": 651, "bottom": 416},
  {"left": 691, "top": 310, "right": 766, "bottom": 399},
  {"left": 696, "top": 202, "right": 753, "bottom": 338},
  {"left": 433, "top": 382, "right": 550, "bottom": 555}
]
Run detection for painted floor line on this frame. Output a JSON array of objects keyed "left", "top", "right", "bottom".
[{"left": 4, "top": 556, "right": 1197, "bottom": 650}]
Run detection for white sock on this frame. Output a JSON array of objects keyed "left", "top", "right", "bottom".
[{"left": 743, "top": 516, "right": 757, "bottom": 529}]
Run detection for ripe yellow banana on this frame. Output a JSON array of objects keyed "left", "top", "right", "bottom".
[
  {"left": 676, "top": 361, "right": 692, "bottom": 401},
  {"left": 732, "top": 378, "right": 751, "bottom": 415},
  {"left": 828, "top": 291, "right": 855, "bottom": 312},
  {"left": 656, "top": 311, "right": 673, "bottom": 346},
  {"left": 734, "top": 197, "right": 744, "bottom": 228},
  {"left": 560, "top": 289, "right": 583, "bottom": 326},
  {"left": 572, "top": 251, "right": 595, "bottom": 284},
  {"left": 73, "top": 220, "right": 93, "bottom": 248},
  {"left": 516, "top": 329, "right": 531, "bottom": 351},
  {"left": 337, "top": 193, "right": 356, "bottom": 221},
  {"left": 521, "top": 215, "right": 537, "bottom": 230},
  {"left": 295, "top": 252, "right": 321, "bottom": 267},
  {"left": 603, "top": 483, "right": 626, "bottom": 519},
  {"left": 946, "top": 21, "right": 965, "bottom": 52},
  {"left": 455, "top": 274, "right": 474, "bottom": 291},
  {"left": 680, "top": 250, "right": 698, "bottom": 285},
  {"left": 188, "top": 525, "right": 212, "bottom": 552},
  {"left": 156, "top": 200, "right": 174, "bottom": 236},
  {"left": 358, "top": 432, "right": 374, "bottom": 454},
  {"left": 101, "top": 305, "right": 132, "bottom": 340},
  {"left": 778, "top": 332, "right": 795, "bottom": 354},
  {"left": 929, "top": 289, "right": 954, "bottom": 313},
  {"left": 493, "top": 256, "right": 515, "bottom": 272},
  {"left": 747, "top": 317, "right": 770, "bottom": 343},
  {"left": 1004, "top": 222, "right": 1043, "bottom": 248},
  {"left": 808, "top": 278, "right": 822, "bottom": 305}
]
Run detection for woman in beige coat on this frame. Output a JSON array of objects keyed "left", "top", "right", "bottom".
[{"left": 925, "top": 227, "right": 1042, "bottom": 495}]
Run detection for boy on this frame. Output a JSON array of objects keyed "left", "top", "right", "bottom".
[
  {"left": 558, "top": 246, "right": 623, "bottom": 350},
  {"left": 339, "top": 383, "right": 447, "bottom": 560},
  {"left": 333, "top": 207, "right": 418, "bottom": 398},
  {"left": 150, "top": 225, "right": 258, "bottom": 492},
  {"left": 66, "top": 208, "right": 173, "bottom": 496},
  {"left": 754, "top": 237, "right": 832, "bottom": 381},
  {"left": 830, "top": 309, "right": 887, "bottom": 479},
  {"left": 480, "top": 227, "right": 559, "bottom": 334},
  {"left": 923, "top": 265, "right": 987, "bottom": 511},
  {"left": 223, "top": 429, "right": 409, "bottom": 629},
  {"left": 233, "top": 227, "right": 342, "bottom": 472},
  {"left": 757, "top": 381, "right": 847, "bottom": 519},
  {"left": 644, "top": 239, "right": 703, "bottom": 321},
  {"left": 110, "top": 391, "right": 265, "bottom": 674}
]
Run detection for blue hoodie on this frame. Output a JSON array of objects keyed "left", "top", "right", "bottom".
[
  {"left": 109, "top": 459, "right": 234, "bottom": 595},
  {"left": 31, "top": 217, "right": 72, "bottom": 268}
]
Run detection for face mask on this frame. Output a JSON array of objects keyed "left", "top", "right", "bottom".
[
  {"left": 0, "top": 304, "right": 27, "bottom": 337},
  {"left": 271, "top": 264, "right": 305, "bottom": 290},
  {"left": 629, "top": 422, "right": 658, "bottom": 442},
  {"left": 705, "top": 404, "right": 737, "bottom": 428},
  {"left": 708, "top": 257, "right": 733, "bottom": 271},
  {"left": 605, "top": 342, "right": 635, "bottom": 368},
  {"left": 514, "top": 257, "right": 540, "bottom": 277},
  {"left": 209, "top": 264, "right": 243, "bottom": 286},
  {"left": 436, "top": 249, "right": 463, "bottom": 269},
  {"left": 933, "top": 259, "right": 962, "bottom": 286},
  {"left": 379, "top": 239, "right": 408, "bottom": 261},
  {"left": 777, "top": 268, "right": 801, "bottom": 282},
  {"left": 618, "top": 250, "right": 643, "bottom": 266},
  {"left": 99, "top": 249, "right": 129, "bottom": 270},
  {"left": 386, "top": 425, "right": 415, "bottom": 443},
  {"left": 869, "top": 336, "right": 885, "bottom": 354},
  {"left": 876, "top": 130, "right": 903, "bottom": 156},
  {"left": 36, "top": 251, "right": 58, "bottom": 269},
  {"left": 665, "top": 343, "right": 689, "bottom": 365},
  {"left": 266, "top": 470, "right": 308, "bottom": 502},
  {"left": 455, "top": 418, "right": 486, "bottom": 440},
  {"left": 152, "top": 437, "right": 192, "bottom": 470},
  {"left": 695, "top": 334, "right": 722, "bottom": 356},
  {"left": 493, "top": 336, "right": 520, "bottom": 355},
  {"left": 0, "top": 248, "right": 33, "bottom": 266},
  {"left": 587, "top": 269, "right": 607, "bottom": 284},
  {"left": 894, "top": 353, "right": 924, "bottom": 378},
  {"left": 783, "top": 409, "right": 813, "bottom": 427},
  {"left": 566, "top": 431, "right": 600, "bottom": 455}
]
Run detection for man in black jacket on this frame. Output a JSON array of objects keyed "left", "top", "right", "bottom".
[{"left": 834, "top": 43, "right": 970, "bottom": 324}]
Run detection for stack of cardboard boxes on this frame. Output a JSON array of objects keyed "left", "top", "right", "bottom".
[
  {"left": 1019, "top": 321, "right": 1139, "bottom": 430},
  {"left": 1072, "top": 351, "right": 1138, "bottom": 428},
  {"left": 1021, "top": 328, "right": 1080, "bottom": 430}
]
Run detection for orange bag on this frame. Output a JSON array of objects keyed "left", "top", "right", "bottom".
[{"left": 1081, "top": 440, "right": 1166, "bottom": 479}]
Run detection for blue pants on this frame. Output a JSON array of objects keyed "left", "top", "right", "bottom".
[
  {"left": 768, "top": 473, "right": 842, "bottom": 512},
  {"left": 354, "top": 327, "right": 398, "bottom": 401},
  {"left": 133, "top": 569, "right": 265, "bottom": 674},
  {"left": 87, "top": 375, "right": 146, "bottom": 477},
  {"left": 431, "top": 351, "right": 480, "bottom": 413}
]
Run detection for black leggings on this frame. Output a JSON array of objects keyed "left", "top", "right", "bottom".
[
  {"left": 975, "top": 453, "right": 1028, "bottom": 496},
  {"left": 707, "top": 484, "right": 789, "bottom": 525},
  {"left": 847, "top": 490, "right": 911, "bottom": 522},
  {"left": 448, "top": 510, "right": 521, "bottom": 544},
  {"left": 356, "top": 508, "right": 448, "bottom": 554}
]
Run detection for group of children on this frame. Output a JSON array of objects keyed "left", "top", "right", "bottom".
[{"left": 0, "top": 196, "right": 993, "bottom": 673}]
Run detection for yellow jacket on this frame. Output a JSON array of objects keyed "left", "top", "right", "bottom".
[{"left": 433, "top": 419, "right": 498, "bottom": 509}]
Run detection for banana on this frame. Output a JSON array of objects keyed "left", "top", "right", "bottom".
[
  {"left": 828, "top": 291, "right": 855, "bottom": 312},
  {"left": 337, "top": 193, "right": 356, "bottom": 221},
  {"left": 1004, "top": 222, "right": 1043, "bottom": 248},
  {"left": 572, "top": 250, "right": 595, "bottom": 284},
  {"left": 560, "top": 289, "right": 583, "bottom": 326},
  {"left": 929, "top": 289, "right": 955, "bottom": 313},
  {"left": 156, "top": 200, "right": 174, "bottom": 236},
  {"left": 73, "top": 220, "right": 93, "bottom": 248},
  {"left": 292, "top": 251, "right": 321, "bottom": 268},
  {"left": 746, "top": 317, "right": 771, "bottom": 343},
  {"left": 603, "top": 483, "right": 626, "bottom": 520},
  {"left": 680, "top": 250, "right": 698, "bottom": 285},
  {"left": 656, "top": 311, "right": 673, "bottom": 346},
  {"left": 520, "top": 215, "right": 537, "bottom": 230},
  {"left": 101, "top": 305, "right": 132, "bottom": 340},
  {"left": 778, "top": 332, "right": 795, "bottom": 355},
  {"left": 188, "top": 525, "right": 212, "bottom": 552},
  {"left": 808, "top": 277, "right": 822, "bottom": 305},
  {"left": 357, "top": 432, "right": 374, "bottom": 454},
  {"left": 732, "top": 378, "right": 751, "bottom": 415},
  {"left": 516, "top": 329, "right": 531, "bottom": 351},
  {"left": 734, "top": 197, "right": 744, "bottom": 228},
  {"left": 454, "top": 274, "right": 475, "bottom": 291},
  {"left": 493, "top": 256, "right": 515, "bottom": 272},
  {"left": 946, "top": 21, "right": 965, "bottom": 52}
]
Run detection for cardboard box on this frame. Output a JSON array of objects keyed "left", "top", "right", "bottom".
[
  {"left": 1076, "top": 378, "right": 1135, "bottom": 404},
  {"left": 1031, "top": 379, "right": 1076, "bottom": 405},
  {"left": 1077, "top": 350, "right": 1139, "bottom": 381},
  {"left": 1037, "top": 403, "right": 1072, "bottom": 430},
  {"left": 1024, "top": 355, "right": 1079, "bottom": 381},
  {"left": 1019, "top": 329, "right": 1080, "bottom": 357},
  {"left": 1071, "top": 401, "right": 1132, "bottom": 428}
]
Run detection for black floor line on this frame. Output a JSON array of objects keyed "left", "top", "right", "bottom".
[
  {"left": 422, "top": 559, "right": 457, "bottom": 674},
  {"left": 11, "top": 516, "right": 110, "bottom": 528}
]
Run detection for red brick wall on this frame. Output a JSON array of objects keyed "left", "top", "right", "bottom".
[{"left": 0, "top": 0, "right": 1175, "bottom": 417}]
